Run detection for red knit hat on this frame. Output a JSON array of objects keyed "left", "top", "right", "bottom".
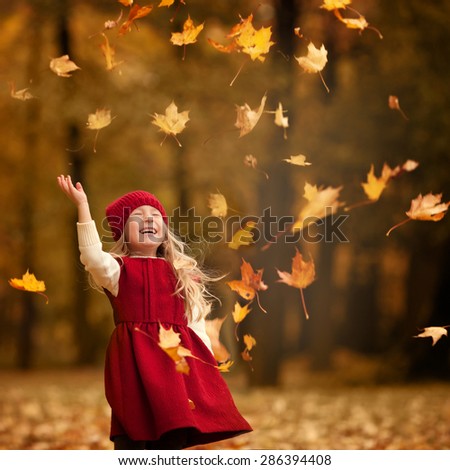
[{"left": 105, "top": 190, "right": 168, "bottom": 241}]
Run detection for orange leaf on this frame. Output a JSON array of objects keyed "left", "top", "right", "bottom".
[
  {"left": 9, "top": 270, "right": 48, "bottom": 303},
  {"left": 119, "top": 4, "right": 153, "bottom": 36},
  {"left": 157, "top": 324, "right": 195, "bottom": 374},
  {"left": 277, "top": 249, "right": 315, "bottom": 319},
  {"left": 118, "top": 0, "right": 134, "bottom": 6},
  {"left": 227, "top": 259, "right": 268, "bottom": 305},
  {"left": 388, "top": 95, "right": 409, "bottom": 120},
  {"left": 100, "top": 33, "right": 123, "bottom": 71},
  {"left": 241, "top": 334, "right": 256, "bottom": 366}
]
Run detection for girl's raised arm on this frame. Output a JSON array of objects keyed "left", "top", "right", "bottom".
[{"left": 57, "top": 175, "right": 92, "bottom": 223}]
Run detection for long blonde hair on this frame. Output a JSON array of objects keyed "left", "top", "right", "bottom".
[{"left": 101, "top": 226, "right": 220, "bottom": 323}]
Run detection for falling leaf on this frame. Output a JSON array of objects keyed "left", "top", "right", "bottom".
[
  {"left": 159, "top": 0, "right": 185, "bottom": 6},
  {"left": 414, "top": 327, "right": 449, "bottom": 346},
  {"left": 320, "top": 0, "right": 352, "bottom": 10},
  {"left": 118, "top": 0, "right": 134, "bottom": 6},
  {"left": 151, "top": 101, "right": 190, "bottom": 147},
  {"left": 157, "top": 323, "right": 195, "bottom": 375},
  {"left": 389, "top": 95, "right": 409, "bottom": 121},
  {"left": 295, "top": 182, "right": 344, "bottom": 229},
  {"left": 188, "top": 398, "right": 195, "bottom": 410},
  {"left": 170, "top": 15, "right": 204, "bottom": 60},
  {"left": 232, "top": 302, "right": 252, "bottom": 340},
  {"left": 227, "top": 258, "right": 268, "bottom": 311},
  {"left": 273, "top": 102, "right": 289, "bottom": 139},
  {"left": 49, "top": 55, "right": 81, "bottom": 78},
  {"left": 235, "top": 93, "right": 267, "bottom": 137},
  {"left": 205, "top": 316, "right": 231, "bottom": 363},
  {"left": 277, "top": 249, "right": 315, "bottom": 319},
  {"left": 346, "top": 160, "right": 419, "bottom": 211},
  {"left": 228, "top": 221, "right": 257, "bottom": 250},
  {"left": 334, "top": 8, "right": 382, "bottom": 39},
  {"left": 86, "top": 108, "right": 114, "bottom": 153},
  {"left": 9, "top": 82, "right": 35, "bottom": 101},
  {"left": 283, "top": 154, "right": 312, "bottom": 166},
  {"left": 216, "top": 360, "right": 234, "bottom": 372},
  {"left": 295, "top": 42, "right": 329, "bottom": 93},
  {"left": 100, "top": 33, "right": 123, "bottom": 71},
  {"left": 103, "top": 11, "right": 124, "bottom": 31},
  {"left": 243, "top": 155, "right": 269, "bottom": 180},
  {"left": 208, "top": 193, "right": 227, "bottom": 217},
  {"left": 9, "top": 270, "right": 48, "bottom": 304},
  {"left": 208, "top": 14, "right": 275, "bottom": 85},
  {"left": 241, "top": 334, "right": 256, "bottom": 367},
  {"left": 386, "top": 192, "right": 450, "bottom": 236},
  {"left": 119, "top": 4, "right": 153, "bottom": 35}
]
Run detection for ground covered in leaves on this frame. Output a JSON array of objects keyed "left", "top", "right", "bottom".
[{"left": 1, "top": 357, "right": 449, "bottom": 450}]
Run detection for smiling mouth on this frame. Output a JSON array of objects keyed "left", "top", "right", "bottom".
[{"left": 140, "top": 227, "right": 157, "bottom": 235}]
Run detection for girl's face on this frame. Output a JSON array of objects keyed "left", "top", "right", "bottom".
[{"left": 125, "top": 205, "right": 166, "bottom": 256}]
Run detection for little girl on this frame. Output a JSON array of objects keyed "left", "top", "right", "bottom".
[{"left": 57, "top": 175, "right": 252, "bottom": 450}]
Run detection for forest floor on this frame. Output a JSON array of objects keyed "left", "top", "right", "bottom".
[{"left": 1, "top": 353, "right": 449, "bottom": 450}]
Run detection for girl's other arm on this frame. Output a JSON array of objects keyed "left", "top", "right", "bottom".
[{"left": 57, "top": 175, "right": 120, "bottom": 296}]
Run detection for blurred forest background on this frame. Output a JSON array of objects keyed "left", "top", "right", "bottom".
[{"left": 1, "top": 0, "right": 450, "bottom": 389}]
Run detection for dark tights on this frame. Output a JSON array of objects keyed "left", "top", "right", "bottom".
[{"left": 114, "top": 429, "right": 188, "bottom": 450}]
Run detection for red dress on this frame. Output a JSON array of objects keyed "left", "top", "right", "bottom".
[{"left": 104, "top": 257, "right": 252, "bottom": 447}]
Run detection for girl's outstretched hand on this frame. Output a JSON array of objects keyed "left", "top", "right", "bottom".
[
  {"left": 57, "top": 175, "right": 88, "bottom": 207},
  {"left": 57, "top": 175, "right": 92, "bottom": 223}
]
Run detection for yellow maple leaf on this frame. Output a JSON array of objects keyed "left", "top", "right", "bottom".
[
  {"left": 49, "top": 54, "right": 81, "bottom": 78},
  {"left": 231, "top": 302, "right": 252, "bottom": 341},
  {"left": 283, "top": 154, "right": 312, "bottom": 166},
  {"left": 295, "top": 42, "right": 329, "bottom": 92},
  {"left": 386, "top": 192, "right": 450, "bottom": 236},
  {"left": 208, "top": 14, "right": 274, "bottom": 85},
  {"left": 208, "top": 193, "right": 227, "bottom": 218},
  {"left": 151, "top": 101, "right": 190, "bottom": 147},
  {"left": 159, "top": 0, "right": 185, "bottom": 7},
  {"left": 320, "top": 0, "right": 352, "bottom": 10},
  {"left": 157, "top": 324, "right": 195, "bottom": 375},
  {"left": 277, "top": 249, "right": 315, "bottom": 319},
  {"left": 235, "top": 93, "right": 267, "bottom": 137},
  {"left": 170, "top": 15, "right": 204, "bottom": 50},
  {"left": 216, "top": 359, "right": 234, "bottom": 373},
  {"left": 361, "top": 164, "right": 389, "bottom": 202},
  {"left": 228, "top": 221, "right": 257, "bottom": 250},
  {"left": 9, "top": 270, "right": 48, "bottom": 303}
]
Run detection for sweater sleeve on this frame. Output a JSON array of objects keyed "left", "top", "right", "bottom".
[{"left": 77, "top": 221, "right": 120, "bottom": 297}]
